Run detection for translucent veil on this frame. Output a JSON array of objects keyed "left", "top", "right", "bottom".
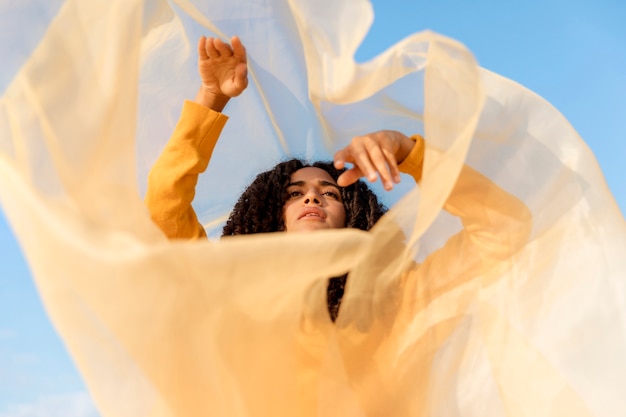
[{"left": 1, "top": 0, "right": 625, "bottom": 416}]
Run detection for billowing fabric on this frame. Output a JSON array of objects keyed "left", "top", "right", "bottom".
[{"left": 1, "top": 0, "right": 625, "bottom": 416}]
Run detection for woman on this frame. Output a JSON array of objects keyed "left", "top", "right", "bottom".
[
  {"left": 145, "top": 35, "right": 532, "bottom": 322},
  {"left": 146, "top": 35, "right": 421, "bottom": 236}
]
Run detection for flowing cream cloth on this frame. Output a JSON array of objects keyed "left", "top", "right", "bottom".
[{"left": 1, "top": 0, "right": 625, "bottom": 416}]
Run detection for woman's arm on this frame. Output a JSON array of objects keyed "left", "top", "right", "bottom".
[
  {"left": 145, "top": 102, "right": 228, "bottom": 239},
  {"left": 334, "top": 130, "right": 531, "bottom": 302},
  {"left": 396, "top": 140, "right": 532, "bottom": 314},
  {"left": 413, "top": 164, "right": 532, "bottom": 289},
  {"left": 145, "top": 36, "right": 248, "bottom": 239}
]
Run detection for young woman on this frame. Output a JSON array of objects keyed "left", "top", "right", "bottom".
[
  {"left": 145, "top": 35, "right": 532, "bottom": 321},
  {"left": 146, "top": 35, "right": 421, "bottom": 235}
]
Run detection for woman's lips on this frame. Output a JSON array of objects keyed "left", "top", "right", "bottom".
[{"left": 298, "top": 207, "right": 325, "bottom": 220}]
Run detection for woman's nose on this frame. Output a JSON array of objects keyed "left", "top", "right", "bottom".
[{"left": 304, "top": 191, "right": 321, "bottom": 205}]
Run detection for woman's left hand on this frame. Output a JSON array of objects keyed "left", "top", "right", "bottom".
[{"left": 333, "top": 130, "right": 415, "bottom": 190}]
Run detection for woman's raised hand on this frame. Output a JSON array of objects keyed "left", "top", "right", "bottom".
[
  {"left": 195, "top": 36, "right": 248, "bottom": 112},
  {"left": 333, "top": 130, "right": 416, "bottom": 191}
]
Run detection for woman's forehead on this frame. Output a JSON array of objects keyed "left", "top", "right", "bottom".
[{"left": 289, "top": 167, "right": 336, "bottom": 184}]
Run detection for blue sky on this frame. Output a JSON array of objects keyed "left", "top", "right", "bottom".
[{"left": 1, "top": 1, "right": 624, "bottom": 415}]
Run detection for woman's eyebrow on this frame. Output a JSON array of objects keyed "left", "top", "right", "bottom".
[
  {"left": 319, "top": 180, "right": 341, "bottom": 190},
  {"left": 287, "top": 180, "right": 341, "bottom": 190}
]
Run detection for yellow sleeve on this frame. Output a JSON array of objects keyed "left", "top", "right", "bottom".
[
  {"left": 418, "top": 165, "right": 532, "bottom": 281},
  {"left": 396, "top": 135, "right": 532, "bottom": 316},
  {"left": 398, "top": 133, "right": 531, "bottom": 267},
  {"left": 404, "top": 174, "right": 532, "bottom": 319},
  {"left": 145, "top": 100, "right": 229, "bottom": 240},
  {"left": 398, "top": 134, "right": 425, "bottom": 183}
]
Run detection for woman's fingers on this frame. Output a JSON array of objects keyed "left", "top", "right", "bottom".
[
  {"left": 381, "top": 146, "right": 401, "bottom": 184},
  {"left": 231, "top": 36, "right": 247, "bottom": 63},
  {"left": 199, "top": 36, "right": 247, "bottom": 68},
  {"left": 334, "top": 130, "right": 410, "bottom": 190},
  {"left": 214, "top": 37, "right": 234, "bottom": 57},
  {"left": 351, "top": 143, "right": 378, "bottom": 182},
  {"left": 205, "top": 37, "right": 219, "bottom": 58},
  {"left": 334, "top": 138, "right": 391, "bottom": 188},
  {"left": 198, "top": 36, "right": 209, "bottom": 59},
  {"left": 232, "top": 63, "right": 249, "bottom": 95},
  {"left": 334, "top": 147, "right": 366, "bottom": 187},
  {"left": 363, "top": 137, "right": 399, "bottom": 190},
  {"left": 335, "top": 141, "right": 376, "bottom": 182},
  {"left": 195, "top": 35, "right": 249, "bottom": 108},
  {"left": 337, "top": 167, "right": 363, "bottom": 187}
]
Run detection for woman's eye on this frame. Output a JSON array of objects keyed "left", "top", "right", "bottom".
[
  {"left": 323, "top": 191, "right": 340, "bottom": 199},
  {"left": 288, "top": 191, "right": 302, "bottom": 198}
]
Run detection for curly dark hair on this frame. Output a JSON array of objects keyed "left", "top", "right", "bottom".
[{"left": 221, "top": 158, "right": 387, "bottom": 321}]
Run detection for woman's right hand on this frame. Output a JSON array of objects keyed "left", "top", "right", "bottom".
[{"left": 195, "top": 35, "right": 248, "bottom": 112}]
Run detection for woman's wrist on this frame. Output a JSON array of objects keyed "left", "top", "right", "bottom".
[
  {"left": 194, "top": 86, "right": 230, "bottom": 112},
  {"left": 396, "top": 132, "right": 417, "bottom": 164}
]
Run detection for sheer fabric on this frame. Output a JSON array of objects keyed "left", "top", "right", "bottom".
[{"left": 1, "top": 0, "right": 625, "bottom": 416}]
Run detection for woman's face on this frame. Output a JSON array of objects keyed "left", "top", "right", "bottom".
[{"left": 282, "top": 167, "right": 346, "bottom": 232}]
